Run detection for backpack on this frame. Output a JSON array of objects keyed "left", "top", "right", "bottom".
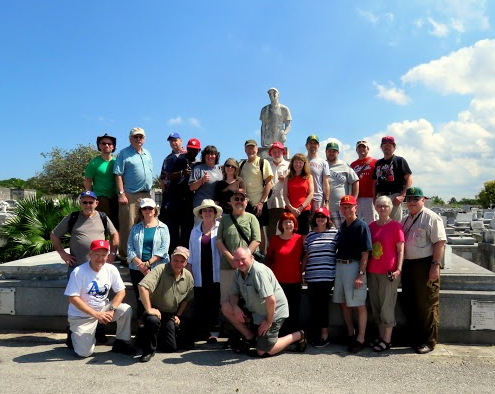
[
  {"left": 67, "top": 211, "right": 109, "bottom": 236},
  {"left": 239, "top": 158, "right": 273, "bottom": 199}
]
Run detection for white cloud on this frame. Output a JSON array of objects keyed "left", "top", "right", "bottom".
[
  {"left": 373, "top": 81, "right": 411, "bottom": 105},
  {"left": 427, "top": 17, "right": 449, "bottom": 37},
  {"left": 402, "top": 39, "right": 495, "bottom": 98},
  {"left": 168, "top": 116, "right": 183, "bottom": 125},
  {"left": 357, "top": 8, "right": 394, "bottom": 25},
  {"left": 188, "top": 117, "right": 201, "bottom": 128}
]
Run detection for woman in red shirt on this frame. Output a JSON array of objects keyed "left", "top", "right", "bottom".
[
  {"left": 283, "top": 153, "right": 314, "bottom": 238},
  {"left": 266, "top": 212, "right": 304, "bottom": 338}
]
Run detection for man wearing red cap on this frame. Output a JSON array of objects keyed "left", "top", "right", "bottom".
[
  {"left": 64, "top": 240, "right": 134, "bottom": 358},
  {"left": 163, "top": 138, "right": 201, "bottom": 252},
  {"left": 266, "top": 142, "right": 289, "bottom": 242},
  {"left": 372, "top": 136, "right": 412, "bottom": 221},
  {"left": 332, "top": 195, "right": 372, "bottom": 353}
]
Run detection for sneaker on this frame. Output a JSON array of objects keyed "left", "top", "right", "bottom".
[
  {"left": 313, "top": 338, "right": 330, "bottom": 348},
  {"left": 111, "top": 339, "right": 136, "bottom": 355}
]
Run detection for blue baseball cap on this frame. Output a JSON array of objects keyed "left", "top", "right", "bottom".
[
  {"left": 167, "top": 132, "right": 181, "bottom": 141},
  {"left": 79, "top": 190, "right": 97, "bottom": 200}
]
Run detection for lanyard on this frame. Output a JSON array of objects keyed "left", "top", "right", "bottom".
[{"left": 402, "top": 211, "right": 423, "bottom": 240}]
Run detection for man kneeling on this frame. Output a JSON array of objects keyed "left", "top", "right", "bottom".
[
  {"left": 65, "top": 240, "right": 134, "bottom": 358},
  {"left": 221, "top": 247, "right": 306, "bottom": 357}
]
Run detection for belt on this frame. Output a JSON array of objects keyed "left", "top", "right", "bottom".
[
  {"left": 377, "top": 192, "right": 394, "bottom": 196},
  {"left": 337, "top": 259, "right": 355, "bottom": 264}
]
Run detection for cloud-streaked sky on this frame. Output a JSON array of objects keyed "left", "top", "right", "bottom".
[{"left": 1, "top": 1, "right": 494, "bottom": 200}]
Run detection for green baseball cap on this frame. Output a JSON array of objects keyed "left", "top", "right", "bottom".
[
  {"left": 326, "top": 142, "right": 339, "bottom": 151},
  {"left": 306, "top": 135, "right": 319, "bottom": 144},
  {"left": 244, "top": 139, "right": 257, "bottom": 147},
  {"left": 405, "top": 187, "right": 424, "bottom": 197}
]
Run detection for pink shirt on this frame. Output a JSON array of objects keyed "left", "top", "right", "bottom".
[{"left": 367, "top": 220, "right": 404, "bottom": 274}]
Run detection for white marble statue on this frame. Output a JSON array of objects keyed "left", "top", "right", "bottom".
[{"left": 260, "top": 87, "right": 292, "bottom": 147}]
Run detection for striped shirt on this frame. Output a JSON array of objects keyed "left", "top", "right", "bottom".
[{"left": 304, "top": 229, "right": 338, "bottom": 282}]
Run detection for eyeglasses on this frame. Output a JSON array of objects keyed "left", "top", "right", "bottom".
[
  {"left": 225, "top": 164, "right": 236, "bottom": 168},
  {"left": 141, "top": 206, "right": 154, "bottom": 211},
  {"left": 233, "top": 197, "right": 246, "bottom": 202},
  {"left": 406, "top": 197, "right": 422, "bottom": 202},
  {"left": 376, "top": 205, "right": 390, "bottom": 209},
  {"left": 99, "top": 142, "right": 114, "bottom": 146},
  {"left": 201, "top": 208, "right": 215, "bottom": 213},
  {"left": 81, "top": 201, "right": 95, "bottom": 205},
  {"left": 315, "top": 215, "right": 327, "bottom": 219},
  {"left": 132, "top": 135, "right": 144, "bottom": 139}
]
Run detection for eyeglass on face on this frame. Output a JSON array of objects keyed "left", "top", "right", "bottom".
[
  {"left": 376, "top": 205, "right": 390, "bottom": 209},
  {"left": 225, "top": 164, "right": 236, "bottom": 169},
  {"left": 81, "top": 201, "right": 95, "bottom": 205},
  {"left": 315, "top": 215, "right": 327, "bottom": 219},
  {"left": 132, "top": 135, "right": 144, "bottom": 139},
  {"left": 233, "top": 197, "right": 245, "bottom": 202},
  {"left": 201, "top": 208, "right": 215, "bottom": 213},
  {"left": 141, "top": 206, "right": 154, "bottom": 211},
  {"left": 99, "top": 142, "right": 114, "bottom": 146},
  {"left": 406, "top": 197, "right": 422, "bottom": 202}
]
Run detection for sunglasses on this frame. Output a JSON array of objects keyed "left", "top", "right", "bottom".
[
  {"left": 132, "top": 135, "right": 144, "bottom": 139},
  {"left": 233, "top": 197, "right": 246, "bottom": 202},
  {"left": 406, "top": 197, "right": 422, "bottom": 202},
  {"left": 225, "top": 164, "right": 236, "bottom": 168},
  {"left": 81, "top": 201, "right": 95, "bottom": 205},
  {"left": 99, "top": 142, "right": 114, "bottom": 146},
  {"left": 315, "top": 215, "right": 327, "bottom": 219},
  {"left": 141, "top": 206, "right": 154, "bottom": 211}
]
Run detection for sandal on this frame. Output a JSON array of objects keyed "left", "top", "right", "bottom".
[
  {"left": 295, "top": 330, "right": 307, "bottom": 352},
  {"left": 373, "top": 339, "right": 391, "bottom": 352},
  {"left": 348, "top": 339, "right": 365, "bottom": 354}
]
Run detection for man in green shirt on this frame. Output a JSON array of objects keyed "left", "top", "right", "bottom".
[
  {"left": 138, "top": 246, "right": 194, "bottom": 363},
  {"left": 84, "top": 133, "right": 119, "bottom": 229}
]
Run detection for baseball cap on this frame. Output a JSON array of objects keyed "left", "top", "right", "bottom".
[
  {"left": 356, "top": 140, "right": 369, "bottom": 148},
  {"left": 340, "top": 195, "right": 357, "bottom": 205},
  {"left": 140, "top": 198, "right": 156, "bottom": 209},
  {"left": 167, "top": 132, "right": 181, "bottom": 141},
  {"left": 187, "top": 138, "right": 201, "bottom": 149},
  {"left": 129, "top": 127, "right": 146, "bottom": 137},
  {"left": 245, "top": 139, "right": 257, "bottom": 147},
  {"left": 232, "top": 188, "right": 247, "bottom": 197},
  {"left": 381, "top": 136, "right": 396, "bottom": 145},
  {"left": 306, "top": 135, "right": 319, "bottom": 144},
  {"left": 90, "top": 239, "right": 110, "bottom": 251},
  {"left": 79, "top": 190, "right": 97, "bottom": 200},
  {"left": 313, "top": 207, "right": 330, "bottom": 218},
  {"left": 405, "top": 187, "right": 425, "bottom": 198},
  {"left": 172, "top": 246, "right": 190, "bottom": 261},
  {"left": 326, "top": 142, "right": 340, "bottom": 151},
  {"left": 268, "top": 142, "right": 287, "bottom": 156},
  {"left": 268, "top": 87, "right": 279, "bottom": 94}
]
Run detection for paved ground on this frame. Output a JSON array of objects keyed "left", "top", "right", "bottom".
[{"left": 1, "top": 331, "right": 495, "bottom": 394}]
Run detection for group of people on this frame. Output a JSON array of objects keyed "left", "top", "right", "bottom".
[{"left": 50, "top": 127, "right": 446, "bottom": 362}]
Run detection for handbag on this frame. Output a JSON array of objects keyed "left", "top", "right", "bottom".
[{"left": 229, "top": 213, "right": 266, "bottom": 264}]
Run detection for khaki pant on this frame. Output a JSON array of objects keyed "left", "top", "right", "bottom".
[
  {"left": 68, "top": 303, "right": 132, "bottom": 358},
  {"left": 118, "top": 191, "right": 150, "bottom": 258}
]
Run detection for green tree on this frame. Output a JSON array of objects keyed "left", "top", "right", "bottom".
[
  {"left": 0, "top": 196, "right": 79, "bottom": 263},
  {"left": 448, "top": 197, "right": 458, "bottom": 205},
  {"left": 477, "top": 180, "right": 495, "bottom": 208},
  {"left": 0, "top": 178, "right": 32, "bottom": 189},
  {"left": 31, "top": 144, "right": 99, "bottom": 196},
  {"left": 430, "top": 195, "right": 445, "bottom": 205}
]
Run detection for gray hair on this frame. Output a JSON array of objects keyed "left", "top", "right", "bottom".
[{"left": 375, "top": 195, "right": 393, "bottom": 209}]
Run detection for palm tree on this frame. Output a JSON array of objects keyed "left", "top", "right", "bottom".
[{"left": 0, "top": 196, "right": 79, "bottom": 263}]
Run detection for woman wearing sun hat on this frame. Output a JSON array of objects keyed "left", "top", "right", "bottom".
[
  {"left": 188, "top": 199, "right": 223, "bottom": 342},
  {"left": 127, "top": 198, "right": 170, "bottom": 319}
]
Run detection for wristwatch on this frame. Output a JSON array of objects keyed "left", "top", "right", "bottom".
[
  {"left": 431, "top": 261, "right": 440, "bottom": 266},
  {"left": 110, "top": 252, "right": 116, "bottom": 256},
  {"left": 109, "top": 305, "right": 117, "bottom": 311},
  {"left": 359, "top": 270, "right": 365, "bottom": 275},
  {"left": 118, "top": 190, "right": 124, "bottom": 195}
]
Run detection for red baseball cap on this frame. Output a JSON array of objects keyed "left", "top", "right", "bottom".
[
  {"left": 313, "top": 207, "right": 330, "bottom": 218},
  {"left": 187, "top": 138, "right": 201, "bottom": 149},
  {"left": 90, "top": 240, "right": 110, "bottom": 251},
  {"left": 268, "top": 142, "right": 287, "bottom": 156},
  {"left": 340, "top": 195, "right": 357, "bottom": 205},
  {"left": 381, "top": 136, "right": 396, "bottom": 145}
]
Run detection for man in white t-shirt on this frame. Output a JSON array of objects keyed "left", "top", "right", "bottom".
[
  {"left": 65, "top": 239, "right": 134, "bottom": 358},
  {"left": 306, "top": 135, "right": 330, "bottom": 213}
]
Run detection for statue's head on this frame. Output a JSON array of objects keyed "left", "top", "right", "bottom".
[{"left": 267, "top": 87, "right": 279, "bottom": 102}]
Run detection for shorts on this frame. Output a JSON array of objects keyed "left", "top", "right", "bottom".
[
  {"left": 332, "top": 261, "right": 367, "bottom": 307},
  {"left": 247, "top": 201, "right": 269, "bottom": 226},
  {"left": 220, "top": 269, "right": 236, "bottom": 303},
  {"left": 256, "top": 318, "right": 285, "bottom": 352}
]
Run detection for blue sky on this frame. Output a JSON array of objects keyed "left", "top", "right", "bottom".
[{"left": 1, "top": 1, "right": 494, "bottom": 200}]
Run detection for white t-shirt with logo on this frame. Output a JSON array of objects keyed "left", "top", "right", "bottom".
[{"left": 65, "top": 262, "right": 125, "bottom": 318}]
